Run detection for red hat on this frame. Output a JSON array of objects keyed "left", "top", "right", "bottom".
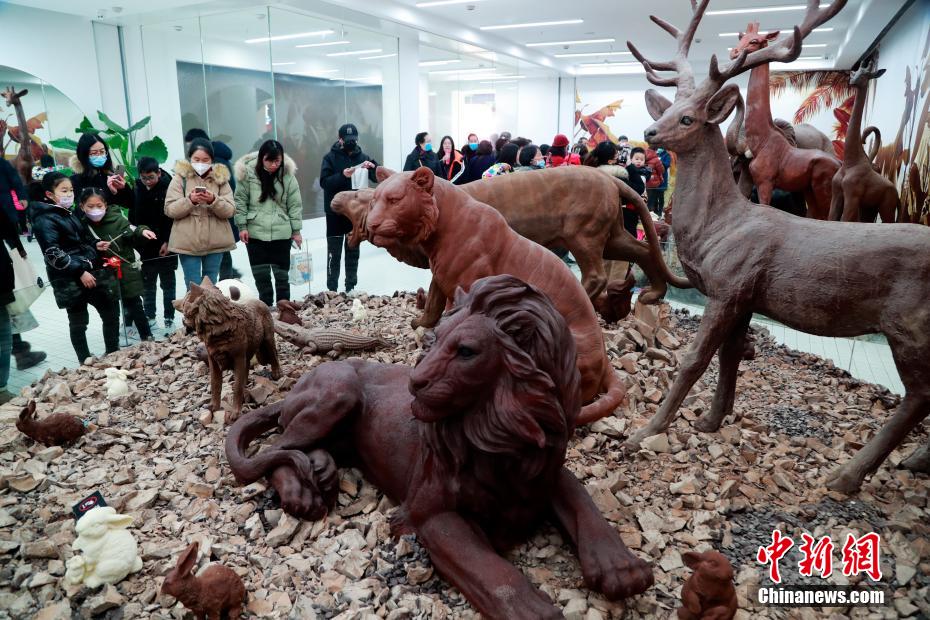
[{"left": 552, "top": 134, "right": 570, "bottom": 148}]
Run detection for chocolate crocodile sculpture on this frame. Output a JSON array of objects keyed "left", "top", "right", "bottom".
[{"left": 273, "top": 321, "right": 391, "bottom": 355}]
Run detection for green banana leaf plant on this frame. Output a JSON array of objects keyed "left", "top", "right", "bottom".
[{"left": 49, "top": 111, "right": 168, "bottom": 183}]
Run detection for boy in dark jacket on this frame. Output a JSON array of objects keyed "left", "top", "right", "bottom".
[
  {"left": 320, "top": 123, "right": 378, "bottom": 292},
  {"left": 132, "top": 157, "right": 178, "bottom": 332},
  {"left": 622, "top": 147, "right": 652, "bottom": 238}
]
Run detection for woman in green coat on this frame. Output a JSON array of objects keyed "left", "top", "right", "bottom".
[
  {"left": 79, "top": 187, "right": 157, "bottom": 341},
  {"left": 234, "top": 140, "right": 303, "bottom": 306}
]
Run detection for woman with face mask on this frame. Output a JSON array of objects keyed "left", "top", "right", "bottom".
[
  {"left": 164, "top": 138, "right": 236, "bottom": 289},
  {"left": 31, "top": 173, "right": 123, "bottom": 361},
  {"left": 437, "top": 136, "right": 465, "bottom": 184},
  {"left": 233, "top": 140, "right": 303, "bottom": 306},
  {"left": 403, "top": 132, "right": 440, "bottom": 174},
  {"left": 69, "top": 133, "right": 134, "bottom": 211},
  {"left": 79, "top": 187, "right": 157, "bottom": 344}
]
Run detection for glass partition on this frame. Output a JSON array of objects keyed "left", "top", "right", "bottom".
[{"left": 418, "top": 39, "right": 561, "bottom": 147}]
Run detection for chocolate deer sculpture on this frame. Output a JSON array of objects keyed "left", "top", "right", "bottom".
[
  {"left": 731, "top": 22, "right": 840, "bottom": 219},
  {"left": 624, "top": 0, "right": 930, "bottom": 493},
  {"left": 829, "top": 58, "right": 900, "bottom": 223},
  {"left": 2, "top": 86, "right": 36, "bottom": 183}
]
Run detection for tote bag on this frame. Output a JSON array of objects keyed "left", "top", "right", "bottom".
[{"left": 7, "top": 248, "right": 45, "bottom": 315}]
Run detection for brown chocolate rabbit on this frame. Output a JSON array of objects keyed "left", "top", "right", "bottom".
[
  {"left": 678, "top": 550, "right": 737, "bottom": 620},
  {"left": 161, "top": 542, "right": 246, "bottom": 619},
  {"left": 16, "top": 400, "right": 86, "bottom": 446}
]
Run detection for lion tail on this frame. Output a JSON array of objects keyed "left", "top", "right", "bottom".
[
  {"left": 224, "top": 400, "right": 318, "bottom": 485},
  {"left": 577, "top": 366, "right": 626, "bottom": 426}
]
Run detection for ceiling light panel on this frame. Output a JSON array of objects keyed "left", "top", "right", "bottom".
[
  {"left": 296, "top": 40, "right": 351, "bottom": 48},
  {"left": 526, "top": 38, "right": 615, "bottom": 47},
  {"left": 360, "top": 53, "right": 397, "bottom": 60},
  {"left": 326, "top": 48, "right": 383, "bottom": 57},
  {"left": 554, "top": 51, "right": 632, "bottom": 58},
  {"left": 707, "top": 4, "right": 831, "bottom": 16},
  {"left": 480, "top": 19, "right": 583, "bottom": 31},
  {"left": 245, "top": 29, "right": 335, "bottom": 44},
  {"left": 718, "top": 27, "right": 833, "bottom": 37},
  {"left": 419, "top": 59, "right": 462, "bottom": 66},
  {"left": 417, "top": 0, "right": 487, "bottom": 6}
]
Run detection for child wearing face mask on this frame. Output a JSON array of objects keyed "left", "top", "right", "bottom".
[
  {"left": 80, "top": 187, "right": 157, "bottom": 344},
  {"left": 31, "top": 173, "right": 122, "bottom": 361}
]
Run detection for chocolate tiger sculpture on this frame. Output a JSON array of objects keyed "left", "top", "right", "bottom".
[
  {"left": 365, "top": 166, "right": 625, "bottom": 424},
  {"left": 225, "top": 275, "right": 652, "bottom": 619}
]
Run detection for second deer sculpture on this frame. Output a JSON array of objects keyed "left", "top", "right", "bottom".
[{"left": 624, "top": 0, "right": 930, "bottom": 493}]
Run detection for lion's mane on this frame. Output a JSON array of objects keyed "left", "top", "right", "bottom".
[{"left": 419, "top": 275, "right": 582, "bottom": 481}]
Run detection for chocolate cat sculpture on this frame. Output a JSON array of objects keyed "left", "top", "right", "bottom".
[
  {"left": 678, "top": 551, "right": 737, "bottom": 620},
  {"left": 172, "top": 277, "right": 281, "bottom": 422},
  {"left": 331, "top": 165, "right": 689, "bottom": 328},
  {"left": 226, "top": 275, "right": 652, "bottom": 619},
  {"left": 161, "top": 542, "right": 246, "bottom": 619},
  {"left": 624, "top": 0, "right": 930, "bottom": 493},
  {"left": 16, "top": 400, "right": 86, "bottom": 446},
  {"left": 364, "top": 166, "right": 625, "bottom": 424}
]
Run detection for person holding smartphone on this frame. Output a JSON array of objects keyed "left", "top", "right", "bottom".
[
  {"left": 164, "top": 138, "right": 235, "bottom": 289},
  {"left": 69, "top": 133, "right": 134, "bottom": 210},
  {"left": 234, "top": 140, "right": 302, "bottom": 307}
]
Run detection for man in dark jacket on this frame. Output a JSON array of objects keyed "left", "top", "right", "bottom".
[
  {"left": 132, "top": 157, "right": 177, "bottom": 331},
  {"left": 320, "top": 123, "right": 378, "bottom": 292},
  {"left": 403, "top": 132, "right": 440, "bottom": 174}
]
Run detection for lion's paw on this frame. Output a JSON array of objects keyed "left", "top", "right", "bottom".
[
  {"left": 581, "top": 545, "right": 654, "bottom": 600},
  {"left": 270, "top": 465, "right": 329, "bottom": 521}
]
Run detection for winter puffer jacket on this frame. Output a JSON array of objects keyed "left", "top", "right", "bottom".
[
  {"left": 234, "top": 152, "right": 302, "bottom": 242},
  {"left": 31, "top": 201, "right": 118, "bottom": 308},
  {"left": 83, "top": 204, "right": 150, "bottom": 299},
  {"left": 644, "top": 149, "right": 667, "bottom": 190},
  {"left": 164, "top": 160, "right": 236, "bottom": 256}
]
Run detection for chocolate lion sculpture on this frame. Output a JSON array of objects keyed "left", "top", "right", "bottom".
[{"left": 226, "top": 275, "right": 653, "bottom": 619}]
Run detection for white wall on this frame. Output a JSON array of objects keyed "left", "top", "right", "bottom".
[{"left": 0, "top": 4, "right": 104, "bottom": 123}]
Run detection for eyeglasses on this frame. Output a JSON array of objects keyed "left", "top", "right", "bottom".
[
  {"left": 88, "top": 149, "right": 107, "bottom": 156},
  {"left": 140, "top": 174, "right": 159, "bottom": 183}
]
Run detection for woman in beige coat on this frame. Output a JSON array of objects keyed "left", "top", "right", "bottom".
[{"left": 165, "top": 138, "right": 236, "bottom": 289}]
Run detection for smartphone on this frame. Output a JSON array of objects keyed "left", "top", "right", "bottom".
[
  {"left": 194, "top": 186, "right": 208, "bottom": 193},
  {"left": 112, "top": 164, "right": 125, "bottom": 177}
]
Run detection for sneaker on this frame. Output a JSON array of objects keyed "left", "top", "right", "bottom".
[{"left": 125, "top": 326, "right": 140, "bottom": 341}]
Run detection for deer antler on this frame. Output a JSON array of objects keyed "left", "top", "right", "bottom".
[
  {"left": 701, "top": 0, "right": 848, "bottom": 93},
  {"left": 627, "top": 0, "right": 710, "bottom": 97}
]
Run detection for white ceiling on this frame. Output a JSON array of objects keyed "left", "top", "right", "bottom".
[{"left": 10, "top": 0, "right": 909, "bottom": 76}]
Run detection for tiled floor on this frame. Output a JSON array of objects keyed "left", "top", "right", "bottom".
[{"left": 6, "top": 220, "right": 904, "bottom": 397}]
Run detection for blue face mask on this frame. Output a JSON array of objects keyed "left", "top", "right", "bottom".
[
  {"left": 89, "top": 154, "right": 107, "bottom": 168},
  {"left": 535, "top": 159, "right": 546, "bottom": 169},
  {"left": 423, "top": 143, "right": 433, "bottom": 152},
  {"left": 468, "top": 142, "right": 478, "bottom": 150}
]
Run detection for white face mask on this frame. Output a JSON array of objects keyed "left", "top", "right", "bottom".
[
  {"left": 57, "top": 195, "right": 74, "bottom": 209},
  {"left": 85, "top": 209, "right": 106, "bottom": 222},
  {"left": 192, "top": 162, "right": 212, "bottom": 176}
]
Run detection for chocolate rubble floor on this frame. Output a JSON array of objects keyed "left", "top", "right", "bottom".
[{"left": 0, "top": 292, "right": 927, "bottom": 619}]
